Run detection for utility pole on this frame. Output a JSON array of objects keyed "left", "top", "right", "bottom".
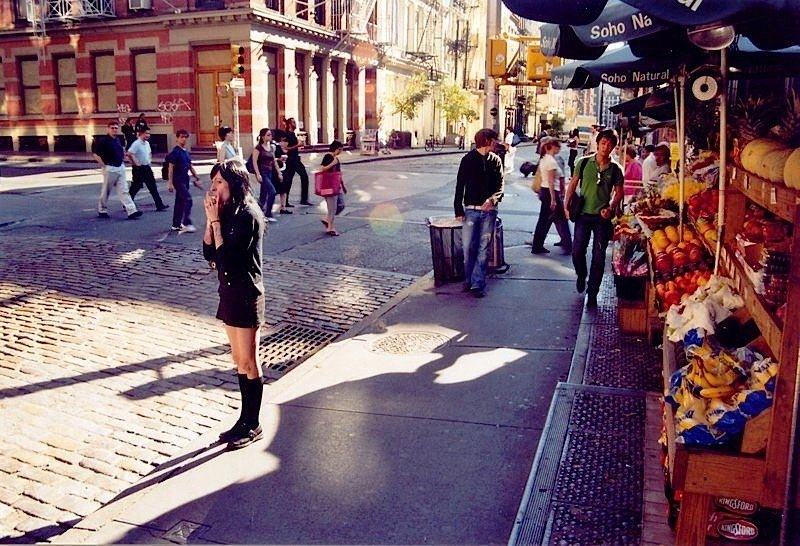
[{"left": 485, "top": 0, "right": 501, "bottom": 132}]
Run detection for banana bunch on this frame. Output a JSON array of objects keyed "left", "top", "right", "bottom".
[
  {"left": 686, "top": 345, "right": 743, "bottom": 400},
  {"left": 661, "top": 177, "right": 707, "bottom": 204}
]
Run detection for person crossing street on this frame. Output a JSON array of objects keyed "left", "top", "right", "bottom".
[
  {"left": 166, "top": 129, "right": 203, "bottom": 233},
  {"left": 92, "top": 120, "right": 141, "bottom": 220},
  {"left": 127, "top": 128, "right": 168, "bottom": 212},
  {"left": 282, "top": 118, "right": 313, "bottom": 206}
]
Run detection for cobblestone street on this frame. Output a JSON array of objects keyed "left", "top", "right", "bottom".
[{"left": 0, "top": 235, "right": 416, "bottom": 541}]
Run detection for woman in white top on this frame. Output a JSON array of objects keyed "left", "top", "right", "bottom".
[
  {"left": 532, "top": 138, "right": 572, "bottom": 254},
  {"left": 217, "top": 126, "right": 238, "bottom": 163},
  {"left": 504, "top": 127, "right": 516, "bottom": 174}
]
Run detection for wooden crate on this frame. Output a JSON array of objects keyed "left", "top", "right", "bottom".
[{"left": 618, "top": 301, "right": 647, "bottom": 334}]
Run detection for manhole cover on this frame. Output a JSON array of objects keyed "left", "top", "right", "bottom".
[
  {"left": 261, "top": 322, "right": 338, "bottom": 379},
  {"left": 368, "top": 332, "right": 450, "bottom": 355}
]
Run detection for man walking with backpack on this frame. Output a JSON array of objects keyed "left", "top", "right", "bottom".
[
  {"left": 127, "top": 128, "right": 168, "bottom": 212},
  {"left": 564, "top": 129, "right": 624, "bottom": 308},
  {"left": 93, "top": 120, "right": 141, "bottom": 220}
]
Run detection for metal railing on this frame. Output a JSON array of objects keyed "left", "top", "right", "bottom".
[{"left": 27, "top": 0, "right": 114, "bottom": 22}]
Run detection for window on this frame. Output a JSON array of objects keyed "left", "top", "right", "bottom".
[
  {"left": 94, "top": 52, "right": 116, "bottom": 112},
  {"left": 19, "top": 57, "right": 41, "bottom": 115},
  {"left": 56, "top": 55, "right": 78, "bottom": 114},
  {"left": 295, "top": 0, "right": 309, "bottom": 20},
  {"left": 133, "top": 51, "right": 157, "bottom": 111},
  {"left": 14, "top": 0, "right": 28, "bottom": 20}
]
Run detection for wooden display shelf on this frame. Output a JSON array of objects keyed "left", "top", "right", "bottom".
[{"left": 729, "top": 166, "right": 800, "bottom": 224}]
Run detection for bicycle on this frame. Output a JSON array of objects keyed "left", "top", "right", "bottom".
[{"left": 424, "top": 135, "right": 444, "bottom": 152}]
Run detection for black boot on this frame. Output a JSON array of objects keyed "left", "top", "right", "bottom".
[
  {"left": 219, "top": 374, "right": 248, "bottom": 442},
  {"left": 228, "top": 377, "right": 264, "bottom": 450}
]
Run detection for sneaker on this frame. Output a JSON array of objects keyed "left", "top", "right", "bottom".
[
  {"left": 285, "top": 203, "right": 295, "bottom": 208},
  {"left": 299, "top": 201, "right": 314, "bottom": 206},
  {"left": 180, "top": 224, "right": 197, "bottom": 233},
  {"left": 279, "top": 209, "right": 293, "bottom": 214},
  {"left": 576, "top": 276, "right": 586, "bottom": 294},
  {"left": 156, "top": 205, "right": 170, "bottom": 211},
  {"left": 266, "top": 217, "right": 278, "bottom": 223},
  {"left": 98, "top": 212, "right": 111, "bottom": 219},
  {"left": 471, "top": 289, "right": 486, "bottom": 298},
  {"left": 531, "top": 247, "right": 550, "bottom": 254},
  {"left": 170, "top": 225, "right": 182, "bottom": 231},
  {"left": 128, "top": 210, "right": 143, "bottom": 220},
  {"left": 227, "top": 425, "right": 263, "bottom": 450}
]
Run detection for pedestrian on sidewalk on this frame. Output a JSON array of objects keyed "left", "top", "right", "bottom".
[
  {"left": 92, "top": 120, "right": 141, "bottom": 220},
  {"left": 252, "top": 128, "right": 279, "bottom": 223},
  {"left": 203, "top": 158, "right": 266, "bottom": 450},
  {"left": 217, "top": 126, "right": 238, "bottom": 163},
  {"left": 567, "top": 128, "right": 579, "bottom": 175},
  {"left": 282, "top": 118, "right": 313, "bottom": 206},
  {"left": 504, "top": 127, "right": 517, "bottom": 175},
  {"left": 318, "top": 140, "right": 347, "bottom": 236},
  {"left": 564, "top": 129, "right": 624, "bottom": 308},
  {"left": 274, "top": 134, "right": 292, "bottom": 214},
  {"left": 127, "top": 128, "right": 169, "bottom": 212},
  {"left": 134, "top": 113, "right": 149, "bottom": 134},
  {"left": 121, "top": 117, "right": 136, "bottom": 150},
  {"left": 458, "top": 123, "right": 467, "bottom": 150},
  {"left": 454, "top": 128, "right": 504, "bottom": 298},
  {"left": 167, "top": 129, "right": 203, "bottom": 233},
  {"left": 532, "top": 137, "right": 572, "bottom": 255}
]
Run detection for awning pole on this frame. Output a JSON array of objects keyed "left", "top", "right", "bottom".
[
  {"left": 679, "top": 70, "right": 687, "bottom": 240},
  {"left": 714, "top": 48, "right": 728, "bottom": 275}
]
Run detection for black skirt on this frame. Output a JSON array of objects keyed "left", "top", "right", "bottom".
[{"left": 216, "top": 291, "right": 265, "bottom": 328}]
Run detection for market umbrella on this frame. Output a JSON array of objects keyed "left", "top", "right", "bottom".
[
  {"left": 550, "top": 60, "right": 596, "bottom": 90},
  {"left": 609, "top": 87, "right": 674, "bottom": 118},
  {"left": 580, "top": 46, "right": 685, "bottom": 89},
  {"left": 571, "top": 0, "right": 668, "bottom": 47},
  {"left": 540, "top": 24, "right": 607, "bottom": 60},
  {"left": 730, "top": 37, "right": 800, "bottom": 76},
  {"left": 500, "top": 0, "right": 609, "bottom": 24},
  {"left": 617, "top": 0, "right": 797, "bottom": 27}
]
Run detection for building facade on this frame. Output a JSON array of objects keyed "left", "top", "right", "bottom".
[{"left": 0, "top": 0, "right": 486, "bottom": 154}]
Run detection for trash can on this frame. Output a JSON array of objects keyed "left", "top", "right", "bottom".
[
  {"left": 427, "top": 216, "right": 465, "bottom": 286},
  {"left": 427, "top": 216, "right": 509, "bottom": 286},
  {"left": 487, "top": 217, "right": 509, "bottom": 273}
]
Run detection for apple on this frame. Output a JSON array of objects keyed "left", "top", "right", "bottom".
[
  {"left": 672, "top": 250, "right": 689, "bottom": 268},
  {"left": 688, "top": 246, "right": 703, "bottom": 263},
  {"left": 655, "top": 252, "right": 673, "bottom": 273}
]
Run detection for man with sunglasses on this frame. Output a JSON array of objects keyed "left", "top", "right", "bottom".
[{"left": 564, "top": 129, "right": 624, "bottom": 308}]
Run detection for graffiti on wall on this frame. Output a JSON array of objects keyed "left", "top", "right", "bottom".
[
  {"left": 117, "top": 103, "right": 132, "bottom": 124},
  {"left": 157, "top": 98, "right": 192, "bottom": 124}
]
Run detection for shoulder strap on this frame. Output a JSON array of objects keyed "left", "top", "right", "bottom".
[{"left": 577, "top": 154, "right": 593, "bottom": 191}]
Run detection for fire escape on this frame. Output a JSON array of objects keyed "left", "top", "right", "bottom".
[{"left": 26, "top": 0, "right": 115, "bottom": 24}]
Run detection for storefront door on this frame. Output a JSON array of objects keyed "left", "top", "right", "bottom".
[{"left": 196, "top": 48, "right": 234, "bottom": 146}]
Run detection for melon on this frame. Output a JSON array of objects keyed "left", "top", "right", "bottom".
[
  {"left": 759, "top": 148, "right": 793, "bottom": 182},
  {"left": 783, "top": 148, "right": 800, "bottom": 189},
  {"left": 741, "top": 138, "right": 786, "bottom": 174}
]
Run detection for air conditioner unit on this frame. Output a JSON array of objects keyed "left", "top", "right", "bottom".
[{"left": 129, "top": 0, "right": 152, "bottom": 10}]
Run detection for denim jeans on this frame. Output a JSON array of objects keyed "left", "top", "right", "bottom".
[
  {"left": 462, "top": 209, "right": 497, "bottom": 291},
  {"left": 532, "top": 189, "right": 572, "bottom": 252},
  {"left": 172, "top": 179, "right": 192, "bottom": 228},
  {"left": 571, "top": 214, "right": 613, "bottom": 296},
  {"left": 258, "top": 168, "right": 277, "bottom": 217}
]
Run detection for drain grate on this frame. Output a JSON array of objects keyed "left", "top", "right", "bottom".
[
  {"left": 546, "top": 503, "right": 642, "bottom": 545},
  {"left": 260, "top": 322, "right": 338, "bottom": 379},
  {"left": 510, "top": 383, "right": 646, "bottom": 546},
  {"left": 368, "top": 331, "right": 450, "bottom": 355},
  {"left": 162, "top": 520, "right": 210, "bottom": 544}
]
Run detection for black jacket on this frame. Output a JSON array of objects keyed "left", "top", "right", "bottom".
[
  {"left": 454, "top": 150, "right": 504, "bottom": 217},
  {"left": 203, "top": 200, "right": 265, "bottom": 299}
]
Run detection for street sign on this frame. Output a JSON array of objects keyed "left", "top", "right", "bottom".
[
  {"left": 490, "top": 107, "right": 499, "bottom": 117},
  {"left": 229, "top": 77, "right": 245, "bottom": 90}
]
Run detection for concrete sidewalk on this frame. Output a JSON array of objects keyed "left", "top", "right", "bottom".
[{"left": 54, "top": 244, "right": 584, "bottom": 545}]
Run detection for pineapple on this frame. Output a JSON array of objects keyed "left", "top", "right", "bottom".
[
  {"left": 771, "top": 90, "right": 800, "bottom": 147},
  {"left": 733, "top": 96, "right": 782, "bottom": 144}
]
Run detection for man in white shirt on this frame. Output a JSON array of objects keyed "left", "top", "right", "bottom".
[
  {"left": 504, "top": 128, "right": 516, "bottom": 174},
  {"left": 640, "top": 144, "right": 657, "bottom": 184},
  {"left": 645, "top": 142, "right": 672, "bottom": 184},
  {"left": 586, "top": 125, "right": 602, "bottom": 155},
  {"left": 127, "top": 129, "right": 168, "bottom": 211}
]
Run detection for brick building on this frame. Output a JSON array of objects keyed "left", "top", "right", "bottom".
[{"left": 0, "top": 0, "right": 482, "bottom": 154}]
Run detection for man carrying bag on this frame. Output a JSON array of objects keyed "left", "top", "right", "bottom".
[{"left": 564, "top": 129, "right": 624, "bottom": 308}]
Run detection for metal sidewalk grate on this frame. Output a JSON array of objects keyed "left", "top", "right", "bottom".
[
  {"left": 260, "top": 322, "right": 338, "bottom": 379},
  {"left": 509, "top": 383, "right": 646, "bottom": 546}
]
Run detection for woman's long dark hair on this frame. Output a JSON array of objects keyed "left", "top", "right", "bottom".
[{"left": 211, "top": 159, "right": 253, "bottom": 210}]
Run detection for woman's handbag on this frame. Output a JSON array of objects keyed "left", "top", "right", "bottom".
[{"left": 314, "top": 171, "right": 342, "bottom": 196}]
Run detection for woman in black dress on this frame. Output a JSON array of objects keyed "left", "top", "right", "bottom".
[{"left": 203, "top": 159, "right": 266, "bottom": 450}]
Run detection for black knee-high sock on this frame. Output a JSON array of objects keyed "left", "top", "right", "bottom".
[
  {"left": 244, "top": 377, "right": 263, "bottom": 428},
  {"left": 236, "top": 373, "right": 248, "bottom": 424}
]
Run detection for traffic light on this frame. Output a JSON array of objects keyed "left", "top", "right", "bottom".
[
  {"left": 526, "top": 46, "right": 548, "bottom": 82},
  {"left": 488, "top": 38, "right": 507, "bottom": 77},
  {"left": 231, "top": 44, "right": 245, "bottom": 77}
]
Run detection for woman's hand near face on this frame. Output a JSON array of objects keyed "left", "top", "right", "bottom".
[{"left": 204, "top": 193, "right": 220, "bottom": 223}]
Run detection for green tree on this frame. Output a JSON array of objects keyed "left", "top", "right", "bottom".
[
  {"left": 388, "top": 73, "right": 431, "bottom": 130},
  {"left": 438, "top": 80, "right": 479, "bottom": 126}
]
